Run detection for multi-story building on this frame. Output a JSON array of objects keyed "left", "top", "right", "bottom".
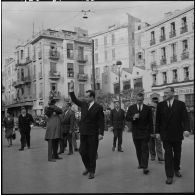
[
  {"left": 90, "top": 13, "right": 142, "bottom": 95},
  {"left": 4, "top": 27, "right": 92, "bottom": 116},
  {"left": 143, "top": 5, "right": 194, "bottom": 108}
]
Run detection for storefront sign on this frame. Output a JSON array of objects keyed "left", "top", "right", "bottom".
[{"left": 175, "top": 87, "right": 194, "bottom": 95}]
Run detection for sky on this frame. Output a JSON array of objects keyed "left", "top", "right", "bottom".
[{"left": 1, "top": 1, "right": 194, "bottom": 63}]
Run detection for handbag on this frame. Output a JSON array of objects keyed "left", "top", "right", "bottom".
[{"left": 12, "top": 132, "right": 16, "bottom": 140}]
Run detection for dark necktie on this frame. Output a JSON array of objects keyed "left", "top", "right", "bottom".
[
  {"left": 138, "top": 105, "right": 141, "bottom": 113},
  {"left": 168, "top": 100, "right": 171, "bottom": 109}
]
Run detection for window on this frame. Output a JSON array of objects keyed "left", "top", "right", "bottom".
[
  {"left": 161, "top": 47, "right": 166, "bottom": 59},
  {"left": 181, "top": 17, "right": 187, "bottom": 27},
  {"left": 21, "top": 68, "right": 24, "bottom": 80},
  {"left": 34, "top": 83, "right": 36, "bottom": 97},
  {"left": 173, "top": 69, "right": 177, "bottom": 81},
  {"left": 171, "top": 22, "right": 175, "bottom": 32},
  {"left": 50, "top": 83, "right": 57, "bottom": 91},
  {"left": 79, "top": 84, "right": 85, "bottom": 97},
  {"left": 138, "top": 52, "right": 142, "bottom": 60},
  {"left": 21, "top": 87, "right": 24, "bottom": 95},
  {"left": 152, "top": 74, "right": 157, "bottom": 85},
  {"left": 123, "top": 80, "right": 131, "bottom": 90},
  {"left": 78, "top": 46, "right": 84, "bottom": 60},
  {"left": 138, "top": 25, "right": 141, "bottom": 30},
  {"left": 39, "top": 83, "right": 43, "bottom": 98},
  {"left": 27, "top": 47, "right": 30, "bottom": 58},
  {"left": 151, "top": 31, "right": 155, "bottom": 40},
  {"left": 103, "top": 66, "right": 109, "bottom": 73},
  {"left": 162, "top": 72, "right": 167, "bottom": 84},
  {"left": 95, "top": 67, "right": 100, "bottom": 79},
  {"left": 185, "top": 94, "right": 194, "bottom": 107},
  {"left": 21, "top": 50, "right": 23, "bottom": 59},
  {"left": 134, "top": 78, "right": 143, "bottom": 90},
  {"left": 132, "top": 32, "right": 134, "bottom": 40},
  {"left": 79, "top": 65, "right": 84, "bottom": 74},
  {"left": 184, "top": 67, "right": 189, "bottom": 80},
  {"left": 105, "top": 51, "right": 108, "bottom": 61},
  {"left": 182, "top": 40, "right": 188, "bottom": 51},
  {"left": 112, "top": 49, "right": 115, "bottom": 60},
  {"left": 151, "top": 51, "right": 156, "bottom": 62},
  {"left": 104, "top": 36, "right": 107, "bottom": 46},
  {"left": 95, "top": 39, "right": 98, "bottom": 48},
  {"left": 34, "top": 65, "right": 36, "bottom": 77},
  {"left": 40, "top": 62, "right": 43, "bottom": 76},
  {"left": 50, "top": 62, "right": 57, "bottom": 72},
  {"left": 67, "top": 43, "right": 74, "bottom": 59},
  {"left": 111, "top": 34, "right": 115, "bottom": 45},
  {"left": 171, "top": 43, "right": 176, "bottom": 56},
  {"left": 96, "top": 83, "right": 100, "bottom": 90},
  {"left": 161, "top": 27, "right": 165, "bottom": 37},
  {"left": 67, "top": 63, "right": 74, "bottom": 77},
  {"left": 114, "top": 83, "right": 120, "bottom": 94},
  {"left": 95, "top": 53, "right": 98, "bottom": 64}
]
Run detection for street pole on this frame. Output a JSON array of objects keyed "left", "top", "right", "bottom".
[
  {"left": 92, "top": 39, "right": 96, "bottom": 95},
  {"left": 118, "top": 67, "right": 121, "bottom": 109}
]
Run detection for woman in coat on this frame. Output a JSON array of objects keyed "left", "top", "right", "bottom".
[
  {"left": 44, "top": 99, "right": 63, "bottom": 162},
  {"left": 3, "top": 111, "right": 14, "bottom": 147}
]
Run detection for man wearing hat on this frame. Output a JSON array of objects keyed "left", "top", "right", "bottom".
[
  {"left": 110, "top": 100, "right": 125, "bottom": 152},
  {"left": 18, "top": 107, "right": 34, "bottom": 151},
  {"left": 126, "top": 92, "right": 153, "bottom": 175},
  {"left": 148, "top": 96, "right": 164, "bottom": 162}
]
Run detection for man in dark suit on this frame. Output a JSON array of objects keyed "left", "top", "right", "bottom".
[
  {"left": 18, "top": 107, "right": 34, "bottom": 151},
  {"left": 110, "top": 101, "right": 125, "bottom": 152},
  {"left": 69, "top": 81, "right": 104, "bottom": 179},
  {"left": 126, "top": 92, "right": 153, "bottom": 175},
  {"left": 60, "top": 102, "right": 75, "bottom": 155},
  {"left": 156, "top": 87, "right": 190, "bottom": 184}
]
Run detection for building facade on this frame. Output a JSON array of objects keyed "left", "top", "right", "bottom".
[
  {"left": 4, "top": 28, "right": 92, "bottom": 116},
  {"left": 143, "top": 5, "right": 194, "bottom": 107}
]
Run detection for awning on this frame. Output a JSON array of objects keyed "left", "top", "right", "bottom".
[{"left": 5, "top": 101, "right": 33, "bottom": 109}]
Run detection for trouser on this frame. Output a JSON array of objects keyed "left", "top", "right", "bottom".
[
  {"left": 133, "top": 138, "right": 149, "bottom": 169},
  {"left": 113, "top": 129, "right": 123, "bottom": 150},
  {"left": 64, "top": 133, "right": 73, "bottom": 153},
  {"left": 59, "top": 134, "right": 67, "bottom": 153},
  {"left": 79, "top": 135, "right": 99, "bottom": 173},
  {"left": 148, "top": 137, "right": 164, "bottom": 160},
  {"left": 163, "top": 141, "right": 182, "bottom": 178},
  {"left": 20, "top": 129, "right": 30, "bottom": 148},
  {"left": 48, "top": 139, "right": 59, "bottom": 160},
  {"left": 72, "top": 131, "right": 78, "bottom": 150}
]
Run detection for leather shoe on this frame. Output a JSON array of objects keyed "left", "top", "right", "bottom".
[
  {"left": 55, "top": 156, "right": 63, "bottom": 160},
  {"left": 67, "top": 152, "right": 73, "bottom": 155},
  {"left": 19, "top": 148, "right": 24, "bottom": 151},
  {"left": 143, "top": 169, "right": 149, "bottom": 174},
  {"left": 138, "top": 165, "right": 143, "bottom": 169},
  {"left": 88, "top": 173, "right": 95, "bottom": 179},
  {"left": 58, "top": 151, "right": 64, "bottom": 155},
  {"left": 166, "top": 177, "right": 173, "bottom": 184},
  {"left": 118, "top": 149, "right": 124, "bottom": 152},
  {"left": 175, "top": 171, "right": 182, "bottom": 177},
  {"left": 82, "top": 169, "right": 89, "bottom": 175}
]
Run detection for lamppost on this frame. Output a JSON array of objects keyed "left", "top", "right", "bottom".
[{"left": 116, "top": 61, "right": 122, "bottom": 108}]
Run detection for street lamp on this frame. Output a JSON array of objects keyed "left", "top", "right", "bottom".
[{"left": 116, "top": 60, "right": 122, "bottom": 108}]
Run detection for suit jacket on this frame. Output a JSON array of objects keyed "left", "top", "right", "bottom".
[
  {"left": 110, "top": 108, "right": 125, "bottom": 130},
  {"left": 126, "top": 104, "right": 153, "bottom": 140},
  {"left": 156, "top": 99, "right": 190, "bottom": 142},
  {"left": 60, "top": 109, "right": 75, "bottom": 134},
  {"left": 69, "top": 92, "right": 105, "bottom": 136},
  {"left": 18, "top": 113, "right": 34, "bottom": 132}
]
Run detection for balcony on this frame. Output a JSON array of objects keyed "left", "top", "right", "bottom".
[
  {"left": 39, "top": 72, "right": 43, "bottom": 79},
  {"left": 26, "top": 57, "right": 32, "bottom": 64},
  {"left": 13, "top": 80, "right": 25, "bottom": 88},
  {"left": 169, "top": 30, "right": 176, "bottom": 38},
  {"left": 180, "top": 25, "right": 188, "bottom": 34},
  {"left": 24, "top": 76, "right": 31, "bottom": 84},
  {"left": 150, "top": 39, "right": 156, "bottom": 46},
  {"left": 77, "top": 56, "right": 87, "bottom": 63},
  {"left": 160, "top": 57, "right": 167, "bottom": 65},
  {"left": 151, "top": 62, "right": 157, "bottom": 71},
  {"left": 184, "top": 76, "right": 189, "bottom": 81},
  {"left": 49, "top": 71, "right": 60, "bottom": 80},
  {"left": 172, "top": 78, "right": 178, "bottom": 83},
  {"left": 32, "top": 55, "right": 36, "bottom": 62},
  {"left": 160, "top": 35, "right": 166, "bottom": 42},
  {"left": 77, "top": 73, "right": 88, "bottom": 81},
  {"left": 38, "top": 51, "right": 42, "bottom": 59},
  {"left": 49, "top": 91, "right": 61, "bottom": 100},
  {"left": 49, "top": 50, "right": 60, "bottom": 60},
  {"left": 170, "top": 55, "right": 177, "bottom": 63},
  {"left": 67, "top": 72, "right": 74, "bottom": 78},
  {"left": 181, "top": 51, "right": 189, "bottom": 60}
]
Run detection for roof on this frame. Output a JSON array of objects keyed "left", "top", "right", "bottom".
[{"left": 145, "top": 5, "right": 194, "bottom": 31}]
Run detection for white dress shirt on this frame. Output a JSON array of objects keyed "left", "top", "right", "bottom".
[
  {"left": 167, "top": 98, "right": 174, "bottom": 107},
  {"left": 137, "top": 104, "right": 143, "bottom": 112},
  {"left": 88, "top": 101, "right": 95, "bottom": 110}
]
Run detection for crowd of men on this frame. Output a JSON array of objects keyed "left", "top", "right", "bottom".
[{"left": 3, "top": 83, "right": 191, "bottom": 184}]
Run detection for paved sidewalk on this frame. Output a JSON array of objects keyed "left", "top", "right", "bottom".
[{"left": 2, "top": 127, "right": 194, "bottom": 193}]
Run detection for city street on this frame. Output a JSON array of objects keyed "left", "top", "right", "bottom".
[{"left": 2, "top": 127, "right": 194, "bottom": 193}]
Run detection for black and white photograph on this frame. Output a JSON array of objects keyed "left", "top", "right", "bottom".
[{"left": 1, "top": 1, "right": 194, "bottom": 193}]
